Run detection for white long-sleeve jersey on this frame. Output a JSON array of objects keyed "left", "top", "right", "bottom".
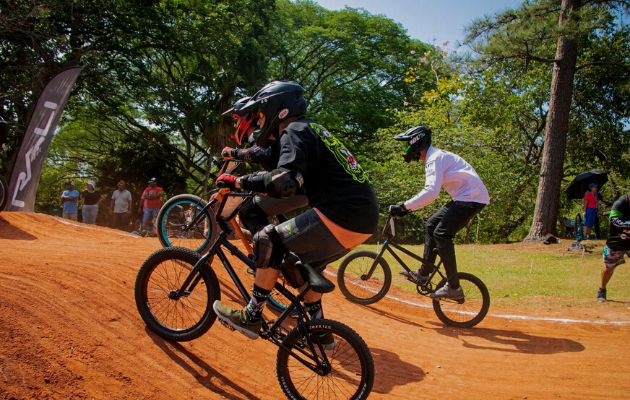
[{"left": 403, "top": 146, "right": 490, "bottom": 211}]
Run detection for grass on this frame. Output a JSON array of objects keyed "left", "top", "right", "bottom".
[{"left": 332, "top": 240, "right": 630, "bottom": 309}]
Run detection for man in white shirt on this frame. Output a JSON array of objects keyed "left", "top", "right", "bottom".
[
  {"left": 388, "top": 126, "right": 490, "bottom": 300},
  {"left": 110, "top": 180, "right": 133, "bottom": 231}
]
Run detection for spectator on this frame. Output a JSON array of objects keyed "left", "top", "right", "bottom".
[
  {"left": 110, "top": 180, "right": 132, "bottom": 230},
  {"left": 81, "top": 180, "right": 101, "bottom": 224},
  {"left": 61, "top": 181, "right": 79, "bottom": 221},
  {"left": 596, "top": 192, "right": 630, "bottom": 302},
  {"left": 140, "top": 177, "right": 163, "bottom": 234},
  {"left": 583, "top": 183, "right": 599, "bottom": 240}
]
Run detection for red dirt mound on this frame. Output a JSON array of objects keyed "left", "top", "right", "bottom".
[{"left": 1, "top": 212, "right": 629, "bottom": 399}]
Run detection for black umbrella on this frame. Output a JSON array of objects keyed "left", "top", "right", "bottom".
[{"left": 565, "top": 169, "right": 608, "bottom": 199}]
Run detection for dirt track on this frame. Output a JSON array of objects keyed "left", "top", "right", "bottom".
[{"left": 1, "top": 212, "right": 629, "bottom": 400}]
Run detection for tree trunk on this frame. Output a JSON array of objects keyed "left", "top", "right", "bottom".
[{"left": 525, "top": 0, "right": 581, "bottom": 241}]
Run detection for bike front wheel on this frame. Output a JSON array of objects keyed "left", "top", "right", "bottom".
[
  {"left": 432, "top": 272, "right": 490, "bottom": 328},
  {"left": 135, "top": 247, "right": 221, "bottom": 341},
  {"left": 157, "top": 194, "right": 216, "bottom": 253},
  {"left": 337, "top": 250, "right": 392, "bottom": 305},
  {"left": 276, "top": 319, "right": 374, "bottom": 400}
]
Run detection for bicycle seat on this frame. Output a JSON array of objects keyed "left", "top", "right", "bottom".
[{"left": 298, "top": 263, "right": 335, "bottom": 293}]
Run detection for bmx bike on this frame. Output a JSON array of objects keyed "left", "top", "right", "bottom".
[
  {"left": 337, "top": 215, "right": 490, "bottom": 328},
  {"left": 154, "top": 160, "right": 290, "bottom": 312},
  {"left": 135, "top": 187, "right": 375, "bottom": 399}
]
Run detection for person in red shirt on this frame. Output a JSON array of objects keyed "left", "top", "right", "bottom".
[
  {"left": 140, "top": 177, "right": 163, "bottom": 234},
  {"left": 583, "top": 183, "right": 599, "bottom": 240}
]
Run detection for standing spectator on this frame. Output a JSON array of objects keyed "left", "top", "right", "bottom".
[
  {"left": 596, "top": 192, "right": 630, "bottom": 302},
  {"left": 583, "top": 183, "right": 599, "bottom": 240},
  {"left": 81, "top": 180, "right": 101, "bottom": 224},
  {"left": 61, "top": 181, "right": 79, "bottom": 220},
  {"left": 110, "top": 180, "right": 132, "bottom": 230},
  {"left": 140, "top": 177, "right": 163, "bottom": 234}
]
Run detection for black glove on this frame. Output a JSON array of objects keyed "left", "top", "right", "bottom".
[{"left": 388, "top": 203, "right": 409, "bottom": 217}]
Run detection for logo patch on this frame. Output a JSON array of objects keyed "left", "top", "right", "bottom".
[{"left": 278, "top": 108, "right": 289, "bottom": 119}]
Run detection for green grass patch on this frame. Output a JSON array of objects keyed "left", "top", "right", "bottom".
[{"left": 332, "top": 241, "right": 630, "bottom": 309}]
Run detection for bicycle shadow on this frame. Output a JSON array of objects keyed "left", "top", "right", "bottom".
[
  {"left": 370, "top": 346, "right": 425, "bottom": 394},
  {"left": 362, "top": 304, "right": 429, "bottom": 329},
  {"left": 146, "top": 328, "right": 259, "bottom": 400},
  {"left": 0, "top": 215, "right": 37, "bottom": 240},
  {"left": 429, "top": 322, "right": 585, "bottom": 354}
]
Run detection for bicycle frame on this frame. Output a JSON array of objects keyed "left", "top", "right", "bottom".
[
  {"left": 368, "top": 216, "right": 446, "bottom": 289},
  {"left": 173, "top": 193, "right": 334, "bottom": 374}
]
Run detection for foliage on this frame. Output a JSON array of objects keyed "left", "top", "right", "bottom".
[
  {"left": 37, "top": 111, "right": 187, "bottom": 214},
  {"left": 267, "top": 0, "right": 434, "bottom": 142}
]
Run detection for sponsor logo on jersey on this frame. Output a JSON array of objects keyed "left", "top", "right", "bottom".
[{"left": 309, "top": 123, "right": 368, "bottom": 183}]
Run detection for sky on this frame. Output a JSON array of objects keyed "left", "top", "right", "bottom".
[{"left": 314, "top": 0, "right": 524, "bottom": 49}]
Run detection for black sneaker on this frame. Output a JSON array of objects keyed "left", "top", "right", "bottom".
[
  {"left": 596, "top": 288, "right": 607, "bottom": 303},
  {"left": 399, "top": 269, "right": 429, "bottom": 285}
]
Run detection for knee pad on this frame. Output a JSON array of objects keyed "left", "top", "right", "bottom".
[
  {"left": 253, "top": 224, "right": 286, "bottom": 269},
  {"left": 239, "top": 201, "right": 269, "bottom": 233}
]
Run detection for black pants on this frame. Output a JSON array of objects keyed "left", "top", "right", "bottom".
[{"left": 419, "top": 201, "right": 485, "bottom": 288}]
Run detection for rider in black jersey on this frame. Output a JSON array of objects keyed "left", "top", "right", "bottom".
[{"left": 213, "top": 81, "right": 379, "bottom": 340}]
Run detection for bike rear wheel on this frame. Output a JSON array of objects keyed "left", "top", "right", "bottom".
[
  {"left": 432, "top": 272, "right": 490, "bottom": 328},
  {"left": 276, "top": 319, "right": 374, "bottom": 400},
  {"left": 135, "top": 247, "right": 221, "bottom": 341},
  {"left": 337, "top": 250, "right": 392, "bottom": 305},
  {"left": 157, "top": 194, "right": 216, "bottom": 253}
]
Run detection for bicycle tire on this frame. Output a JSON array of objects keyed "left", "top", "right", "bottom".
[
  {"left": 337, "top": 250, "right": 392, "bottom": 305},
  {"left": 432, "top": 272, "right": 490, "bottom": 328},
  {"left": 276, "top": 319, "right": 374, "bottom": 400},
  {"left": 135, "top": 247, "right": 221, "bottom": 341},
  {"left": 0, "top": 175, "right": 7, "bottom": 211},
  {"left": 157, "top": 194, "right": 216, "bottom": 253}
]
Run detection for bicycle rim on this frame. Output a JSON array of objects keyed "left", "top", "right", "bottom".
[
  {"left": 338, "top": 251, "right": 391, "bottom": 304},
  {"left": 432, "top": 272, "right": 490, "bottom": 328},
  {"left": 144, "top": 256, "right": 210, "bottom": 332},
  {"left": 161, "top": 198, "right": 212, "bottom": 251},
  {"left": 277, "top": 320, "right": 373, "bottom": 400}
]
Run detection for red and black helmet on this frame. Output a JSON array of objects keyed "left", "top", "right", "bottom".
[{"left": 222, "top": 96, "right": 256, "bottom": 146}]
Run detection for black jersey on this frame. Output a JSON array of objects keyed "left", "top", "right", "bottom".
[
  {"left": 607, "top": 194, "right": 630, "bottom": 251},
  {"left": 277, "top": 119, "right": 378, "bottom": 234}
]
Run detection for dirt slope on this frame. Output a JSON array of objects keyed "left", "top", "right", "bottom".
[{"left": 1, "top": 212, "right": 629, "bottom": 400}]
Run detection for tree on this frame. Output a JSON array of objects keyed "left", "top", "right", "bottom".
[
  {"left": 267, "top": 0, "right": 434, "bottom": 141},
  {"left": 466, "top": 0, "right": 629, "bottom": 240}
]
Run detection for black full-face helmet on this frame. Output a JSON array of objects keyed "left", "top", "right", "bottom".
[
  {"left": 394, "top": 125, "right": 432, "bottom": 162},
  {"left": 241, "top": 81, "right": 307, "bottom": 146}
]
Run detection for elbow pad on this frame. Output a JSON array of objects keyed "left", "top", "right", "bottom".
[
  {"left": 240, "top": 168, "right": 304, "bottom": 197},
  {"left": 264, "top": 168, "right": 304, "bottom": 198}
]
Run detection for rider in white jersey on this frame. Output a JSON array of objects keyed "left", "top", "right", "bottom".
[{"left": 389, "top": 126, "right": 489, "bottom": 300}]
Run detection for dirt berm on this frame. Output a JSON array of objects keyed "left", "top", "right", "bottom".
[{"left": 1, "top": 212, "right": 628, "bottom": 399}]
